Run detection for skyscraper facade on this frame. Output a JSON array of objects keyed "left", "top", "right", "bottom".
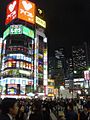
[
  {"left": 48, "top": 48, "right": 66, "bottom": 88},
  {"left": 72, "top": 42, "right": 89, "bottom": 78}
]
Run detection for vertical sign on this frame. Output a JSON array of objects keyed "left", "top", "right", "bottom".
[
  {"left": 84, "top": 70, "right": 90, "bottom": 80},
  {"left": 5, "top": 0, "right": 18, "bottom": 25}
]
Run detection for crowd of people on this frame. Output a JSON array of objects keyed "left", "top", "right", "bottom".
[{"left": 0, "top": 97, "right": 90, "bottom": 120}]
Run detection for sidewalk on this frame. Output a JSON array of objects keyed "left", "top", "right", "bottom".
[{"left": 50, "top": 111, "right": 57, "bottom": 120}]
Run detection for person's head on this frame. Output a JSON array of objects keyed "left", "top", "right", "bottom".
[
  {"left": 83, "top": 105, "right": 88, "bottom": 112},
  {"left": 67, "top": 105, "right": 73, "bottom": 111},
  {"left": 1, "top": 98, "right": 18, "bottom": 117}
]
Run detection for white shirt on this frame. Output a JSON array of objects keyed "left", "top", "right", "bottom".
[{"left": 7, "top": 113, "right": 13, "bottom": 120}]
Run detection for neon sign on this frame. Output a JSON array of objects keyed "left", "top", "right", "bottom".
[
  {"left": 3, "top": 25, "right": 34, "bottom": 39},
  {"left": 36, "top": 16, "right": 46, "bottom": 28},
  {"left": 5, "top": 0, "right": 36, "bottom": 25}
]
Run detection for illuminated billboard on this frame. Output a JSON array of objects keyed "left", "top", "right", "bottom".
[
  {"left": 84, "top": 70, "right": 90, "bottom": 80},
  {"left": 6, "top": 84, "right": 20, "bottom": 95},
  {"left": 5, "top": 0, "right": 18, "bottom": 25},
  {"left": 4, "top": 61, "right": 32, "bottom": 70},
  {"left": 3, "top": 27, "right": 10, "bottom": 39},
  {"left": 3, "top": 25, "right": 34, "bottom": 39},
  {"left": 18, "top": 0, "right": 36, "bottom": 24},
  {"left": 23, "top": 26, "right": 34, "bottom": 38},
  {"left": 4, "top": 54, "right": 31, "bottom": 63},
  {"left": 36, "top": 16, "right": 46, "bottom": 28},
  {"left": 5, "top": 0, "right": 36, "bottom": 25},
  {"left": 10, "top": 25, "right": 23, "bottom": 34}
]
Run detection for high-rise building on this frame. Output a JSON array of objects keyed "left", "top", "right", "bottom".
[
  {"left": 48, "top": 56, "right": 56, "bottom": 79},
  {"left": 55, "top": 48, "right": 66, "bottom": 78},
  {"left": 65, "top": 58, "right": 73, "bottom": 88},
  {"left": 72, "top": 42, "right": 89, "bottom": 78},
  {"left": 0, "top": 0, "right": 48, "bottom": 97},
  {"left": 48, "top": 48, "right": 66, "bottom": 88}
]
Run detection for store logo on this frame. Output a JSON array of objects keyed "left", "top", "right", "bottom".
[
  {"left": 22, "top": 1, "right": 32, "bottom": 11},
  {"left": 9, "top": 1, "right": 16, "bottom": 12}
]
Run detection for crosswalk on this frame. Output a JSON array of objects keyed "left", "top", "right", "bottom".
[{"left": 50, "top": 111, "right": 57, "bottom": 120}]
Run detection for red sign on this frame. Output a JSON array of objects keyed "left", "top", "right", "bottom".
[
  {"left": 5, "top": 0, "right": 36, "bottom": 25},
  {"left": 5, "top": 0, "right": 18, "bottom": 25}
]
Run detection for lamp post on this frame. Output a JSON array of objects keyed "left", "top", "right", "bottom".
[{"left": 88, "top": 68, "right": 90, "bottom": 95}]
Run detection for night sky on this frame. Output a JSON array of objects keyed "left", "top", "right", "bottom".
[{"left": 0, "top": 0, "right": 90, "bottom": 57}]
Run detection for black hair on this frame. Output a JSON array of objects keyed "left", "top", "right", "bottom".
[{"left": 1, "top": 98, "right": 17, "bottom": 114}]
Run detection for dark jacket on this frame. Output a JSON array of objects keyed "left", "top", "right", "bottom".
[
  {"left": 29, "top": 110, "right": 43, "bottom": 120},
  {"left": 0, "top": 114, "right": 11, "bottom": 120},
  {"left": 65, "top": 110, "right": 78, "bottom": 120},
  {"left": 80, "top": 111, "right": 90, "bottom": 120}
]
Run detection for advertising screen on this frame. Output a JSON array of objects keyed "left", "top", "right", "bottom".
[
  {"left": 3, "top": 25, "right": 34, "bottom": 39},
  {"left": 5, "top": 0, "right": 18, "bottom": 25},
  {"left": 6, "top": 84, "right": 20, "bottom": 95},
  {"left": 4, "top": 61, "right": 32, "bottom": 70},
  {"left": 10, "top": 25, "right": 23, "bottom": 34},
  {"left": 18, "top": 0, "right": 36, "bottom": 24},
  {"left": 5, "top": 0, "right": 36, "bottom": 25}
]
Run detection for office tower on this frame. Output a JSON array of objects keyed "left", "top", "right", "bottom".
[
  {"left": 72, "top": 43, "right": 88, "bottom": 78},
  {"left": 48, "top": 48, "right": 66, "bottom": 88}
]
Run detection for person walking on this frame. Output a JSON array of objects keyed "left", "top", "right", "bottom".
[
  {"left": 65, "top": 105, "right": 78, "bottom": 120},
  {"left": 0, "top": 98, "right": 18, "bottom": 120},
  {"left": 79, "top": 105, "right": 90, "bottom": 120}
]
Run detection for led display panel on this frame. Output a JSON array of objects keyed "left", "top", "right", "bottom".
[
  {"left": 6, "top": 84, "right": 20, "bottom": 95},
  {"left": 3, "top": 25, "right": 34, "bottom": 39},
  {"left": 4, "top": 61, "right": 32, "bottom": 70},
  {"left": 10, "top": 25, "right": 23, "bottom": 34}
]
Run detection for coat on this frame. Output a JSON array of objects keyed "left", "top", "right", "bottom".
[{"left": 0, "top": 114, "right": 11, "bottom": 120}]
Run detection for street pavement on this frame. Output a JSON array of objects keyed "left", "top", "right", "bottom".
[{"left": 50, "top": 111, "right": 57, "bottom": 120}]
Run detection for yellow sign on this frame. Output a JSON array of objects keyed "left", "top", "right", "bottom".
[
  {"left": 36, "top": 16, "right": 46, "bottom": 28},
  {"left": 48, "top": 94, "right": 54, "bottom": 97}
]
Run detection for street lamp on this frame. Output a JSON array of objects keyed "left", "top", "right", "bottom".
[
  {"left": 74, "top": 70, "right": 77, "bottom": 74},
  {"left": 88, "top": 68, "right": 90, "bottom": 95}
]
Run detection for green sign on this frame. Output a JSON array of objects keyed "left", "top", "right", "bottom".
[
  {"left": 3, "top": 25, "right": 35, "bottom": 39},
  {"left": 10, "top": 25, "right": 23, "bottom": 34},
  {"left": 3, "top": 27, "right": 10, "bottom": 39},
  {"left": 23, "top": 26, "right": 34, "bottom": 39}
]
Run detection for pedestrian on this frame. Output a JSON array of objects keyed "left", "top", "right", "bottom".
[
  {"left": 79, "top": 105, "right": 90, "bottom": 120},
  {"left": 65, "top": 105, "right": 78, "bottom": 120},
  {"left": 29, "top": 101, "right": 43, "bottom": 120},
  {"left": 16, "top": 105, "right": 25, "bottom": 120},
  {"left": 0, "top": 98, "right": 18, "bottom": 120}
]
